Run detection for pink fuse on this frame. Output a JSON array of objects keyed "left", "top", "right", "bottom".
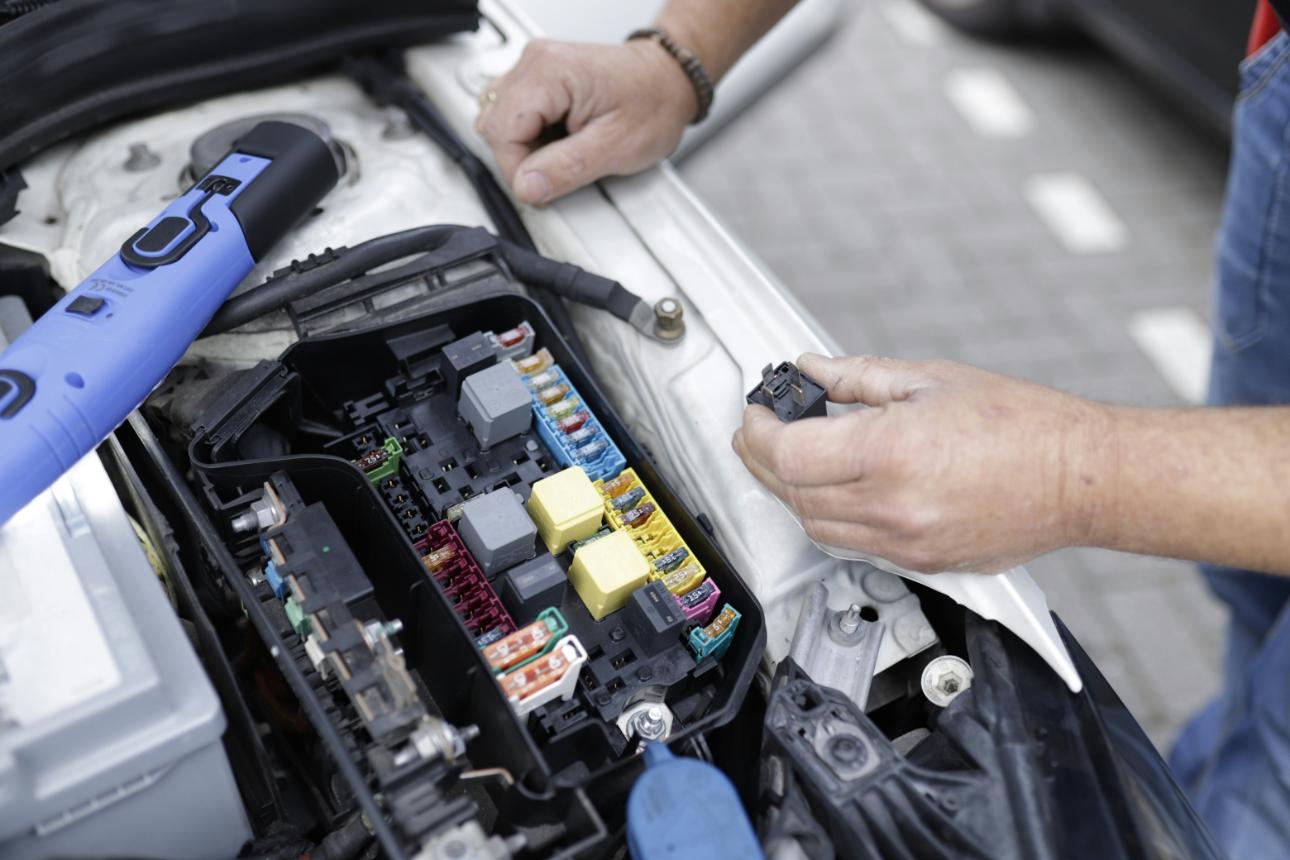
[{"left": 678, "top": 578, "right": 722, "bottom": 625}]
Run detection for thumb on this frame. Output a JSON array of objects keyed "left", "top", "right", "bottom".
[
  {"left": 796, "top": 353, "right": 933, "bottom": 407},
  {"left": 512, "top": 120, "right": 619, "bottom": 205}
]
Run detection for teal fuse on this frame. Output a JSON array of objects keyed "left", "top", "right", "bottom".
[{"left": 688, "top": 603, "right": 740, "bottom": 660}]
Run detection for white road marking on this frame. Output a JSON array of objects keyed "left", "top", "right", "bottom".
[
  {"left": 1128, "top": 307, "right": 1212, "bottom": 404},
  {"left": 1024, "top": 172, "right": 1129, "bottom": 254},
  {"left": 881, "top": 0, "right": 947, "bottom": 46},
  {"left": 943, "top": 68, "right": 1035, "bottom": 138}
]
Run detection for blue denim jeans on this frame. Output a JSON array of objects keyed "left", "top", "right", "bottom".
[{"left": 1168, "top": 30, "right": 1290, "bottom": 860}]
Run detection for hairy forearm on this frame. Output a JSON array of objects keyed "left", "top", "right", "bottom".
[
  {"left": 655, "top": 0, "right": 800, "bottom": 81},
  {"left": 1086, "top": 406, "right": 1290, "bottom": 573}
]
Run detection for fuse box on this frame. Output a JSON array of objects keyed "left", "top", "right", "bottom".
[{"left": 183, "top": 293, "right": 765, "bottom": 859}]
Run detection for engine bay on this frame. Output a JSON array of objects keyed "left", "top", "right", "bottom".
[{"left": 0, "top": 8, "right": 1222, "bottom": 858}]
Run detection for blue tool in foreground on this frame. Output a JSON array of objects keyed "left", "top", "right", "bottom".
[
  {"left": 627, "top": 742, "right": 763, "bottom": 860},
  {"left": 0, "top": 121, "right": 338, "bottom": 524}
]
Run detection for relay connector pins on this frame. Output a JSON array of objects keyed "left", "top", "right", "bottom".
[
  {"left": 747, "top": 361, "right": 827, "bottom": 422},
  {"left": 516, "top": 350, "right": 626, "bottom": 481}
]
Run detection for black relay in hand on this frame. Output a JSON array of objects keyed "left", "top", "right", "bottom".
[{"left": 746, "top": 361, "right": 827, "bottom": 422}]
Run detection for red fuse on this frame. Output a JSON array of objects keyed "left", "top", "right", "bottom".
[
  {"left": 496, "top": 324, "right": 530, "bottom": 348},
  {"left": 557, "top": 411, "right": 589, "bottom": 434}
]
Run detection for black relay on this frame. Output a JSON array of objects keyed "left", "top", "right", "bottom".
[{"left": 746, "top": 361, "right": 828, "bottom": 422}]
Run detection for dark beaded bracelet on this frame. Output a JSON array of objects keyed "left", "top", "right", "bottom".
[{"left": 627, "top": 26, "right": 715, "bottom": 124}]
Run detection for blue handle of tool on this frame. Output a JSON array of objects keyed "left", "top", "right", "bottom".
[{"left": 0, "top": 121, "right": 337, "bottom": 524}]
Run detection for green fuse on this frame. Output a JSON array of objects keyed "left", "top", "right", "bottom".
[
  {"left": 284, "top": 597, "right": 311, "bottom": 636},
  {"left": 568, "top": 526, "right": 613, "bottom": 555},
  {"left": 356, "top": 437, "right": 403, "bottom": 483},
  {"left": 688, "top": 603, "right": 740, "bottom": 660}
]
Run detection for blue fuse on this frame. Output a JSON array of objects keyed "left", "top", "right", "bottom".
[
  {"left": 688, "top": 604, "right": 740, "bottom": 660},
  {"left": 627, "top": 743, "right": 763, "bottom": 860},
  {"left": 476, "top": 627, "right": 507, "bottom": 648},
  {"left": 653, "top": 546, "right": 689, "bottom": 573},
  {"left": 264, "top": 560, "right": 287, "bottom": 600},
  {"left": 611, "top": 487, "right": 646, "bottom": 512}
]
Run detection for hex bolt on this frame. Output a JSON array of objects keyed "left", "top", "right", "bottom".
[
  {"left": 920, "top": 655, "right": 974, "bottom": 708},
  {"left": 653, "top": 297, "right": 686, "bottom": 342}
]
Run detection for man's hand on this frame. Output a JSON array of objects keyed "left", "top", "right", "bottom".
[
  {"left": 475, "top": 39, "right": 697, "bottom": 206},
  {"left": 732, "top": 353, "right": 1117, "bottom": 573}
]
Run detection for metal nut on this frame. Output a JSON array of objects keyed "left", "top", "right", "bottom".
[{"left": 653, "top": 297, "right": 685, "bottom": 341}]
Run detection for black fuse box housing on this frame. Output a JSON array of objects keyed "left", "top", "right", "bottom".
[{"left": 180, "top": 291, "right": 766, "bottom": 859}]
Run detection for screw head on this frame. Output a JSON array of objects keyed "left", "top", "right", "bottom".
[{"left": 920, "top": 655, "right": 974, "bottom": 707}]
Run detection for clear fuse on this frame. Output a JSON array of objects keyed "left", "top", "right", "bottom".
[{"left": 574, "top": 438, "right": 609, "bottom": 460}]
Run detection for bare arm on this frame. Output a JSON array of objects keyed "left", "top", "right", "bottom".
[
  {"left": 476, "top": 0, "right": 799, "bottom": 204},
  {"left": 732, "top": 354, "right": 1290, "bottom": 575},
  {"left": 1091, "top": 405, "right": 1290, "bottom": 573}
]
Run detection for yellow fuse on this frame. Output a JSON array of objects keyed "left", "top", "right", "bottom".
[
  {"left": 568, "top": 531, "right": 649, "bottom": 620},
  {"left": 527, "top": 467, "right": 605, "bottom": 554}
]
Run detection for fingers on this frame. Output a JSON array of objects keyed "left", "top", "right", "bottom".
[
  {"left": 510, "top": 120, "right": 621, "bottom": 205},
  {"left": 796, "top": 353, "right": 934, "bottom": 407},
  {"left": 475, "top": 43, "right": 575, "bottom": 186},
  {"left": 733, "top": 405, "right": 873, "bottom": 487}
]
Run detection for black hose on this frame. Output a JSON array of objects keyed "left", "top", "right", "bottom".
[
  {"left": 203, "top": 224, "right": 649, "bottom": 341},
  {"left": 203, "top": 225, "right": 463, "bottom": 336}
]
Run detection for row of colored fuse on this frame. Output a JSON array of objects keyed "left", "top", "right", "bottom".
[
  {"left": 514, "top": 349, "right": 627, "bottom": 482},
  {"left": 416, "top": 521, "right": 515, "bottom": 642},
  {"left": 595, "top": 467, "right": 740, "bottom": 660},
  {"left": 596, "top": 468, "right": 721, "bottom": 626},
  {"left": 481, "top": 607, "right": 586, "bottom": 715}
]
